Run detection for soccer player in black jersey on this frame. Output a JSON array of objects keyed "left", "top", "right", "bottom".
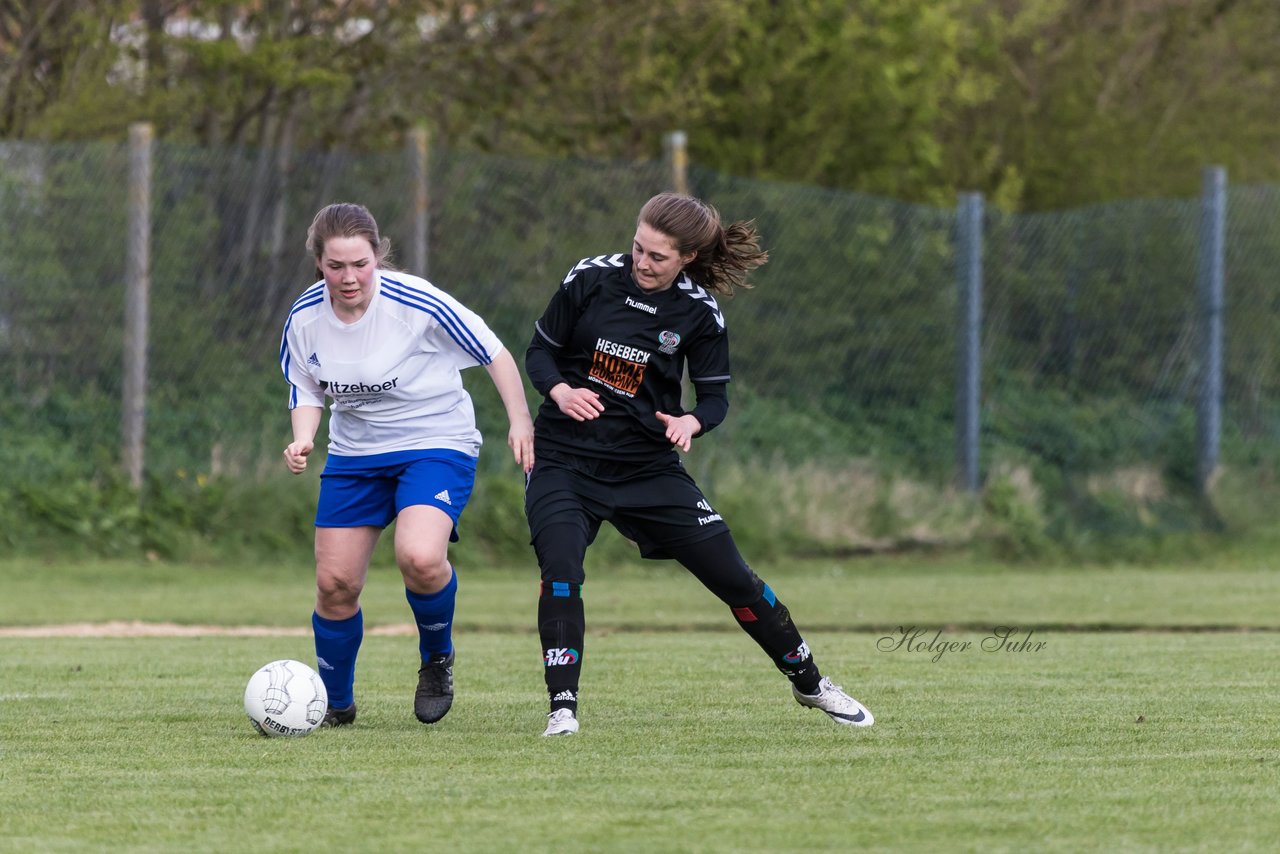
[{"left": 524, "top": 192, "right": 874, "bottom": 735}]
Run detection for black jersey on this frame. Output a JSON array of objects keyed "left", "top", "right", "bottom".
[{"left": 526, "top": 253, "right": 732, "bottom": 461}]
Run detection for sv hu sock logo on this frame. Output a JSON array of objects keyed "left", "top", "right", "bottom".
[
  {"left": 783, "top": 641, "right": 812, "bottom": 664},
  {"left": 544, "top": 647, "right": 580, "bottom": 666}
]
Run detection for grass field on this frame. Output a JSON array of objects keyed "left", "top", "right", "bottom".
[{"left": 2, "top": 553, "right": 1279, "bottom": 852}]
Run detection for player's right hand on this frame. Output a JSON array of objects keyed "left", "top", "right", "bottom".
[
  {"left": 283, "top": 441, "right": 313, "bottom": 474},
  {"left": 550, "top": 383, "right": 604, "bottom": 422}
]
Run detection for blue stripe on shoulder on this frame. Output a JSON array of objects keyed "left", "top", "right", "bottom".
[
  {"left": 287, "top": 283, "right": 325, "bottom": 313},
  {"left": 279, "top": 293, "right": 324, "bottom": 364},
  {"left": 380, "top": 276, "right": 491, "bottom": 363}
]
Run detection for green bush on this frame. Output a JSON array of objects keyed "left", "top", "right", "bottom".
[{"left": 5, "top": 372, "right": 1279, "bottom": 563}]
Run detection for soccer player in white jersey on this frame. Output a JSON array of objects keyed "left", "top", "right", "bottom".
[
  {"left": 280, "top": 203, "right": 534, "bottom": 727},
  {"left": 524, "top": 193, "right": 874, "bottom": 736}
]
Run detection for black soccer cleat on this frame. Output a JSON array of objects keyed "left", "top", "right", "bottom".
[
  {"left": 321, "top": 703, "right": 357, "bottom": 728},
  {"left": 414, "top": 651, "right": 455, "bottom": 724}
]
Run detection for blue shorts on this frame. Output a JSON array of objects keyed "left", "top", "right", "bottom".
[{"left": 316, "top": 449, "right": 477, "bottom": 540}]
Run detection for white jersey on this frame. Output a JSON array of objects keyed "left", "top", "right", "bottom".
[{"left": 280, "top": 269, "right": 502, "bottom": 457}]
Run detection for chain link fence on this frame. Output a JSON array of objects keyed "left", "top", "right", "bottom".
[{"left": 3, "top": 137, "right": 1278, "bottom": 537}]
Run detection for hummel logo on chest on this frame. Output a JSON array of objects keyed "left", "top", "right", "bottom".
[{"left": 625, "top": 296, "right": 657, "bottom": 315}]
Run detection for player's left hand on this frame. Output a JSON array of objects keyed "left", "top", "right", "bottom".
[
  {"left": 655, "top": 411, "right": 701, "bottom": 453},
  {"left": 509, "top": 420, "right": 535, "bottom": 473}
]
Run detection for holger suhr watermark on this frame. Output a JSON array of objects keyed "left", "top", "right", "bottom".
[{"left": 877, "top": 626, "right": 1047, "bottom": 663}]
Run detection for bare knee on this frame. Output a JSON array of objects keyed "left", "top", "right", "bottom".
[
  {"left": 313, "top": 526, "right": 378, "bottom": 618},
  {"left": 400, "top": 550, "right": 452, "bottom": 594},
  {"left": 315, "top": 571, "right": 364, "bottom": 617}
]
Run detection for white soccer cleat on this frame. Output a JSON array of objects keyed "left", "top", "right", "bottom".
[
  {"left": 542, "top": 708, "right": 580, "bottom": 736},
  {"left": 793, "top": 676, "right": 874, "bottom": 727}
]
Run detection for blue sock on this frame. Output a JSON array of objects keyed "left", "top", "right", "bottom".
[
  {"left": 313, "top": 609, "right": 363, "bottom": 709},
  {"left": 405, "top": 568, "right": 457, "bottom": 661}
]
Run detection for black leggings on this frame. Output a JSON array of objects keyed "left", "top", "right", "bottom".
[
  {"left": 534, "top": 526, "right": 822, "bottom": 704},
  {"left": 534, "top": 526, "right": 762, "bottom": 607}
]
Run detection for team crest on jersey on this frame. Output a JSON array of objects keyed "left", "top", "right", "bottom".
[{"left": 657, "top": 331, "right": 681, "bottom": 354}]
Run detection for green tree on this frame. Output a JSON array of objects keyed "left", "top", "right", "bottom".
[
  {"left": 949, "top": 0, "right": 1280, "bottom": 209},
  {"left": 6, "top": 1, "right": 1280, "bottom": 210}
]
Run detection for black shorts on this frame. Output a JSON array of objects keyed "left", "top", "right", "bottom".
[{"left": 524, "top": 449, "right": 731, "bottom": 560}]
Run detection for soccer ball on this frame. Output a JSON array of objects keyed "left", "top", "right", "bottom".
[{"left": 244, "top": 659, "right": 328, "bottom": 737}]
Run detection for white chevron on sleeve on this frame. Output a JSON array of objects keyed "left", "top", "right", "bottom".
[
  {"left": 675, "top": 273, "right": 725, "bottom": 328},
  {"left": 562, "top": 253, "right": 627, "bottom": 284}
]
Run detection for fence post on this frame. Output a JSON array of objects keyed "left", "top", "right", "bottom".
[
  {"left": 1196, "top": 165, "right": 1226, "bottom": 494},
  {"left": 407, "top": 125, "right": 430, "bottom": 277},
  {"left": 122, "top": 122, "right": 153, "bottom": 491},
  {"left": 956, "top": 192, "right": 984, "bottom": 493},
  {"left": 664, "top": 130, "right": 688, "bottom": 195}
]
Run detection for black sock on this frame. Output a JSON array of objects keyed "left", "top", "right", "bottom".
[
  {"left": 539, "top": 581, "right": 584, "bottom": 713},
  {"left": 730, "top": 583, "right": 822, "bottom": 694}
]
